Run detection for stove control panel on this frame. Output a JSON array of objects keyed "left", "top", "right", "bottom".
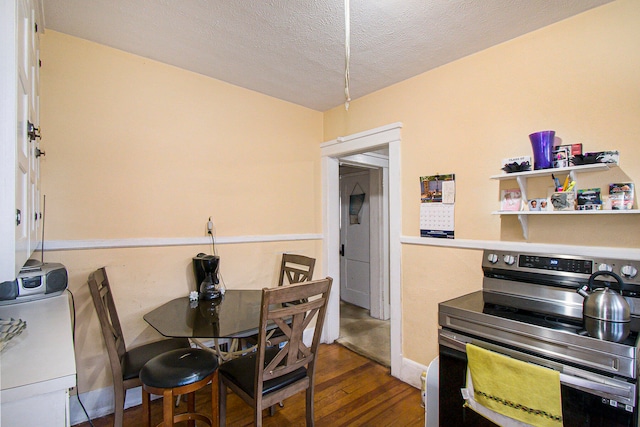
[
  {"left": 519, "top": 255, "right": 593, "bottom": 274},
  {"left": 482, "top": 250, "right": 640, "bottom": 289}
]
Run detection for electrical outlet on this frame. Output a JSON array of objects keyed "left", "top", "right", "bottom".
[{"left": 207, "top": 216, "right": 214, "bottom": 234}]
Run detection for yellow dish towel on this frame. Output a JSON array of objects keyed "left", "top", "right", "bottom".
[{"left": 466, "top": 343, "right": 563, "bottom": 427}]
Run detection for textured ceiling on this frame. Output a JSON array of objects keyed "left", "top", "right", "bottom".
[{"left": 42, "top": 0, "right": 613, "bottom": 112}]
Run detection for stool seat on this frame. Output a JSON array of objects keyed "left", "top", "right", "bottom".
[
  {"left": 140, "top": 348, "right": 219, "bottom": 427},
  {"left": 140, "top": 348, "right": 219, "bottom": 388}
]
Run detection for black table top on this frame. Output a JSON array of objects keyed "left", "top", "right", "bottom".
[{"left": 144, "top": 289, "right": 268, "bottom": 339}]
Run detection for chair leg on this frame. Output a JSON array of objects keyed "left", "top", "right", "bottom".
[
  {"left": 211, "top": 371, "right": 219, "bottom": 427},
  {"left": 113, "top": 386, "right": 125, "bottom": 427},
  {"left": 141, "top": 389, "right": 151, "bottom": 427},
  {"left": 162, "top": 389, "right": 175, "bottom": 427},
  {"left": 218, "top": 375, "right": 227, "bottom": 427},
  {"left": 306, "top": 387, "right": 314, "bottom": 426},
  {"left": 255, "top": 395, "right": 263, "bottom": 427}
]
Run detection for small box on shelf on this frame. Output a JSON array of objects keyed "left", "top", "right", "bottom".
[
  {"left": 550, "top": 191, "right": 576, "bottom": 211},
  {"left": 609, "top": 183, "right": 635, "bottom": 210}
]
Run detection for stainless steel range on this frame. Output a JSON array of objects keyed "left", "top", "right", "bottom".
[{"left": 438, "top": 249, "right": 640, "bottom": 427}]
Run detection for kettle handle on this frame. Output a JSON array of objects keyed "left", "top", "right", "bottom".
[{"left": 587, "top": 271, "right": 625, "bottom": 292}]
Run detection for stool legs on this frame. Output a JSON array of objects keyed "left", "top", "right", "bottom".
[
  {"left": 162, "top": 389, "right": 175, "bottom": 426},
  {"left": 142, "top": 387, "right": 151, "bottom": 427},
  {"left": 142, "top": 373, "right": 218, "bottom": 427}
]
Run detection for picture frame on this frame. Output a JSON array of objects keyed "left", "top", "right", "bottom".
[
  {"left": 527, "top": 198, "right": 549, "bottom": 211},
  {"left": 501, "top": 188, "right": 522, "bottom": 211}
]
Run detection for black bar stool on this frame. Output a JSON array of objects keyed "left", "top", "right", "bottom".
[{"left": 140, "top": 348, "right": 219, "bottom": 427}]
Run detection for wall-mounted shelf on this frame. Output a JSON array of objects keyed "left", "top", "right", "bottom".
[
  {"left": 490, "top": 163, "right": 611, "bottom": 181},
  {"left": 493, "top": 209, "right": 640, "bottom": 215},
  {"left": 491, "top": 163, "right": 638, "bottom": 239}
]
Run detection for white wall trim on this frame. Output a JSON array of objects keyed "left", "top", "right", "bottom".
[
  {"left": 400, "top": 356, "right": 428, "bottom": 390},
  {"left": 38, "top": 233, "right": 323, "bottom": 251},
  {"left": 321, "top": 122, "right": 402, "bottom": 157},
  {"left": 401, "top": 236, "right": 640, "bottom": 260},
  {"left": 70, "top": 385, "right": 146, "bottom": 426}
]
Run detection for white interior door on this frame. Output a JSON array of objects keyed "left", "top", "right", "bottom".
[{"left": 340, "top": 172, "right": 370, "bottom": 309}]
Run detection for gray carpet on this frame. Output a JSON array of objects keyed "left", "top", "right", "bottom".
[{"left": 337, "top": 301, "right": 391, "bottom": 367}]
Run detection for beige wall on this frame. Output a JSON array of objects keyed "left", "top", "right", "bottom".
[
  {"left": 40, "top": 0, "right": 640, "bottom": 397},
  {"left": 324, "top": 0, "right": 640, "bottom": 365},
  {"left": 39, "top": 31, "right": 324, "bottom": 392}
]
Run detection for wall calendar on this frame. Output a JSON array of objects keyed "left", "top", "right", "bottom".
[{"left": 420, "top": 174, "right": 455, "bottom": 238}]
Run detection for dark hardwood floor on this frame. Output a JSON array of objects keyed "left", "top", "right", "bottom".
[{"left": 74, "top": 343, "right": 424, "bottom": 427}]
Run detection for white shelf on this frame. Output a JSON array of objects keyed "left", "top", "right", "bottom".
[
  {"left": 491, "top": 163, "right": 633, "bottom": 239},
  {"left": 490, "top": 163, "right": 612, "bottom": 180},
  {"left": 493, "top": 209, "right": 640, "bottom": 215}
]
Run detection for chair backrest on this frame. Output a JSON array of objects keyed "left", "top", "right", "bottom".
[
  {"left": 254, "top": 277, "right": 332, "bottom": 392},
  {"left": 278, "top": 254, "right": 316, "bottom": 287},
  {"left": 87, "top": 267, "right": 127, "bottom": 381}
]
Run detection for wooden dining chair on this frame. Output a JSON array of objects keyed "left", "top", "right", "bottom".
[
  {"left": 241, "top": 254, "right": 317, "bottom": 350},
  {"left": 87, "top": 267, "right": 191, "bottom": 427},
  {"left": 271, "top": 254, "right": 316, "bottom": 341},
  {"left": 279, "top": 253, "right": 316, "bottom": 287},
  {"left": 218, "top": 277, "right": 333, "bottom": 427}
]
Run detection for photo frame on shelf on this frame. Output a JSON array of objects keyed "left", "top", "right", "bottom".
[
  {"left": 501, "top": 188, "right": 522, "bottom": 211},
  {"left": 527, "top": 198, "right": 549, "bottom": 211}
]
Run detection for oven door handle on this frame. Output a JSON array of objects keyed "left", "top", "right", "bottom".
[
  {"left": 559, "top": 372, "right": 634, "bottom": 400},
  {"left": 439, "top": 329, "right": 637, "bottom": 405}
]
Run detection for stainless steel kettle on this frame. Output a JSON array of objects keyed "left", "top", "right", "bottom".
[{"left": 577, "top": 271, "right": 630, "bottom": 342}]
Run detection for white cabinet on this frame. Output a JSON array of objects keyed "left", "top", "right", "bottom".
[
  {"left": 1, "top": 0, "right": 43, "bottom": 282},
  {"left": 491, "top": 164, "right": 640, "bottom": 239},
  {"left": 0, "top": 295, "right": 77, "bottom": 427}
]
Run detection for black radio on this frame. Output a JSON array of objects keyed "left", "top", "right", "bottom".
[{"left": 0, "top": 262, "right": 68, "bottom": 305}]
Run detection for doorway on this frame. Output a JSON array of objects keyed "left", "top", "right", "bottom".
[
  {"left": 337, "top": 166, "right": 390, "bottom": 366},
  {"left": 321, "top": 123, "right": 402, "bottom": 377}
]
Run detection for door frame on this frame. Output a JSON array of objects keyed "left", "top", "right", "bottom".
[{"left": 321, "top": 123, "right": 402, "bottom": 377}]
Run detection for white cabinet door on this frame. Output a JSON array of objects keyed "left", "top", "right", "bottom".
[
  {"left": 27, "top": 0, "right": 41, "bottom": 255},
  {"left": 0, "top": 0, "right": 42, "bottom": 282},
  {"left": 15, "top": 0, "right": 31, "bottom": 272}
]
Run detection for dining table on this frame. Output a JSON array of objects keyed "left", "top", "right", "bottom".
[
  {"left": 144, "top": 289, "right": 277, "bottom": 360},
  {"left": 144, "top": 289, "right": 272, "bottom": 339}
]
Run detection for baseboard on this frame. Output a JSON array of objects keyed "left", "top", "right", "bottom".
[
  {"left": 70, "top": 385, "right": 148, "bottom": 426},
  {"left": 398, "top": 355, "right": 427, "bottom": 389}
]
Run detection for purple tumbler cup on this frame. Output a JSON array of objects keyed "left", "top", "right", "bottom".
[{"left": 529, "top": 130, "right": 556, "bottom": 170}]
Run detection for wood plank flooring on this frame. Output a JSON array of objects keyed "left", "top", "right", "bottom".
[{"left": 74, "top": 343, "right": 424, "bottom": 427}]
